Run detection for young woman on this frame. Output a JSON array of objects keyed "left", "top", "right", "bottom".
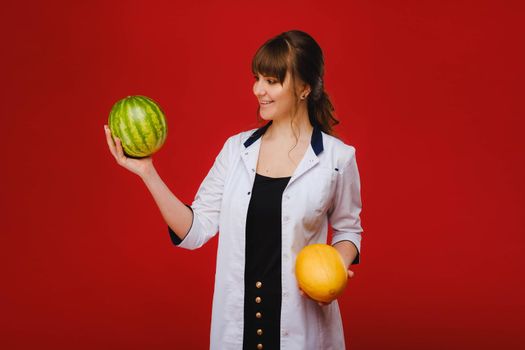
[{"left": 104, "top": 30, "right": 364, "bottom": 350}]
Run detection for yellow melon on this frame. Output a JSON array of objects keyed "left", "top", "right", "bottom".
[{"left": 295, "top": 243, "right": 348, "bottom": 303}]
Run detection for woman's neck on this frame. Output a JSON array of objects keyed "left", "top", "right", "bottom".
[{"left": 264, "top": 113, "right": 313, "bottom": 143}]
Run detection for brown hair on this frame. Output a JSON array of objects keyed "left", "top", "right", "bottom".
[{"left": 251, "top": 30, "right": 340, "bottom": 136}]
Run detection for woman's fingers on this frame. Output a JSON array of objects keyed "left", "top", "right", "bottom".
[
  {"left": 348, "top": 270, "right": 355, "bottom": 279},
  {"left": 104, "top": 125, "right": 118, "bottom": 160},
  {"left": 299, "top": 288, "right": 331, "bottom": 306},
  {"left": 114, "top": 136, "right": 127, "bottom": 163},
  {"left": 104, "top": 124, "right": 128, "bottom": 165},
  {"left": 318, "top": 300, "right": 333, "bottom": 306}
]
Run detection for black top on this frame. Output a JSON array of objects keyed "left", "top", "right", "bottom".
[{"left": 243, "top": 173, "right": 291, "bottom": 350}]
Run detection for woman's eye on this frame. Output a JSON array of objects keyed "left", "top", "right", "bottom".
[{"left": 253, "top": 76, "right": 276, "bottom": 84}]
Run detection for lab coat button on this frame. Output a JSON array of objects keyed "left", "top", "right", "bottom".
[
  {"left": 256, "top": 281, "right": 262, "bottom": 288},
  {"left": 255, "top": 296, "right": 262, "bottom": 303},
  {"left": 257, "top": 328, "right": 263, "bottom": 336},
  {"left": 256, "top": 312, "right": 262, "bottom": 319},
  {"left": 257, "top": 344, "right": 263, "bottom": 350}
]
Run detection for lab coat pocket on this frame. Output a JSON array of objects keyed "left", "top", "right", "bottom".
[{"left": 302, "top": 167, "right": 337, "bottom": 231}]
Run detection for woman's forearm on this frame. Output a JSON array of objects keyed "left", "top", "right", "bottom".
[
  {"left": 141, "top": 166, "right": 193, "bottom": 241},
  {"left": 333, "top": 240, "right": 358, "bottom": 268}
]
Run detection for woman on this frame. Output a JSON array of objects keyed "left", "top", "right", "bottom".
[{"left": 104, "top": 30, "right": 363, "bottom": 350}]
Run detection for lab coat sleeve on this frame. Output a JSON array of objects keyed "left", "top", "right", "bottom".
[
  {"left": 168, "top": 136, "right": 232, "bottom": 250},
  {"left": 328, "top": 146, "right": 363, "bottom": 265}
]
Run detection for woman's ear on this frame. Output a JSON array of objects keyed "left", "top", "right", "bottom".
[
  {"left": 303, "top": 82, "right": 312, "bottom": 96},
  {"left": 300, "top": 85, "right": 311, "bottom": 99}
]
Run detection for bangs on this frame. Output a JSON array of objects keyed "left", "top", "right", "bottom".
[{"left": 251, "top": 37, "right": 293, "bottom": 85}]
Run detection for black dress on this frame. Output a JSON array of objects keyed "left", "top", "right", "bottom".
[{"left": 243, "top": 173, "right": 291, "bottom": 350}]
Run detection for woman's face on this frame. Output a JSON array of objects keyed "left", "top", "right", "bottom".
[{"left": 253, "top": 70, "right": 299, "bottom": 121}]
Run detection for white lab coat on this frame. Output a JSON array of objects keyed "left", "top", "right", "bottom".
[{"left": 171, "top": 121, "right": 363, "bottom": 349}]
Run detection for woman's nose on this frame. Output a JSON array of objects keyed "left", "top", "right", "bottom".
[{"left": 253, "top": 81, "right": 265, "bottom": 96}]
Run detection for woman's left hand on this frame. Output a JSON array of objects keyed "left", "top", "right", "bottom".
[{"left": 299, "top": 269, "right": 355, "bottom": 306}]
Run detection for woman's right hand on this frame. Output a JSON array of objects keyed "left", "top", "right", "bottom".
[{"left": 104, "top": 124, "right": 155, "bottom": 178}]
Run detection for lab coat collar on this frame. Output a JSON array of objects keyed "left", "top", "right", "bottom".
[
  {"left": 241, "top": 120, "right": 324, "bottom": 187},
  {"left": 243, "top": 120, "right": 324, "bottom": 156}
]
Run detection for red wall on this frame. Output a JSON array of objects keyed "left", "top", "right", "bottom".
[{"left": 1, "top": 0, "right": 523, "bottom": 349}]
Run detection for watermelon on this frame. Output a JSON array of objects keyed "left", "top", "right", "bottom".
[{"left": 108, "top": 95, "right": 168, "bottom": 158}]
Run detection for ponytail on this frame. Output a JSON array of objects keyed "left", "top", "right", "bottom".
[{"left": 307, "top": 77, "right": 339, "bottom": 136}]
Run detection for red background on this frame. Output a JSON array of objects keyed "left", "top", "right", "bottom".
[{"left": 1, "top": 0, "right": 524, "bottom": 349}]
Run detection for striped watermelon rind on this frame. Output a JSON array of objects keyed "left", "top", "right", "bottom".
[{"left": 108, "top": 95, "right": 168, "bottom": 158}]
